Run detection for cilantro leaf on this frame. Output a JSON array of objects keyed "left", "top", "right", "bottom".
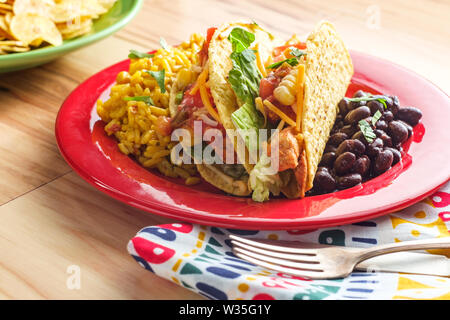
[
  {"left": 128, "top": 50, "right": 154, "bottom": 59},
  {"left": 146, "top": 69, "right": 166, "bottom": 93},
  {"left": 358, "top": 119, "right": 376, "bottom": 143},
  {"left": 267, "top": 57, "right": 299, "bottom": 69},
  {"left": 345, "top": 95, "right": 388, "bottom": 109},
  {"left": 267, "top": 48, "right": 306, "bottom": 69},
  {"left": 290, "top": 48, "right": 306, "bottom": 58},
  {"left": 175, "top": 91, "right": 184, "bottom": 104},
  {"left": 123, "top": 96, "right": 155, "bottom": 105},
  {"left": 372, "top": 110, "right": 382, "bottom": 126}
]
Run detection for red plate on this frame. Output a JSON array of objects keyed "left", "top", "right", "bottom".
[{"left": 55, "top": 51, "right": 450, "bottom": 230}]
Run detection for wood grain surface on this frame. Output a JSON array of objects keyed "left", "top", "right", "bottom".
[{"left": 0, "top": 0, "right": 449, "bottom": 299}]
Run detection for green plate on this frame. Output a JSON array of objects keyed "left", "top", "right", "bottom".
[{"left": 0, "top": 0, "right": 143, "bottom": 73}]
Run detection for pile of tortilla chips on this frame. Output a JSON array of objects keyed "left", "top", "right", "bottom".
[{"left": 0, "top": 0, "right": 117, "bottom": 55}]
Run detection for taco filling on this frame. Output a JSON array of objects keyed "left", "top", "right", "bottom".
[
  {"left": 225, "top": 22, "right": 354, "bottom": 202},
  {"left": 166, "top": 25, "right": 258, "bottom": 196}
]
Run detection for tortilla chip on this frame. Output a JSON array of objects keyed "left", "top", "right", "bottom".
[
  {"left": 10, "top": 13, "right": 63, "bottom": 46},
  {"left": 301, "top": 21, "right": 353, "bottom": 190}
]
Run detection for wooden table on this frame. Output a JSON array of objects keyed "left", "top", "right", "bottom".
[{"left": 1, "top": 0, "right": 449, "bottom": 299}]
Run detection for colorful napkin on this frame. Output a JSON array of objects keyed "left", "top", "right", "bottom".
[{"left": 127, "top": 182, "right": 450, "bottom": 300}]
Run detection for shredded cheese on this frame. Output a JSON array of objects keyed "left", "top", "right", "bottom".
[
  {"left": 190, "top": 61, "right": 209, "bottom": 95},
  {"left": 255, "top": 97, "right": 267, "bottom": 127},
  {"left": 188, "top": 60, "right": 220, "bottom": 122},
  {"left": 255, "top": 43, "right": 267, "bottom": 78},
  {"left": 199, "top": 84, "right": 220, "bottom": 123},
  {"left": 295, "top": 64, "right": 305, "bottom": 132},
  {"left": 264, "top": 55, "right": 273, "bottom": 68},
  {"left": 276, "top": 120, "right": 285, "bottom": 131},
  {"left": 263, "top": 99, "right": 296, "bottom": 127}
]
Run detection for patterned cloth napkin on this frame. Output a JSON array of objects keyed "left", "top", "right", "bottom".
[{"left": 127, "top": 182, "right": 450, "bottom": 300}]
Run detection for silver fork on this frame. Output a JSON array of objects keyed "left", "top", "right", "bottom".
[{"left": 230, "top": 235, "right": 450, "bottom": 279}]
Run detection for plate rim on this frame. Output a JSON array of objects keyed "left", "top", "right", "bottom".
[{"left": 55, "top": 50, "right": 450, "bottom": 230}]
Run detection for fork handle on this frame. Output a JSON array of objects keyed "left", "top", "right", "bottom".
[{"left": 357, "top": 237, "right": 450, "bottom": 262}]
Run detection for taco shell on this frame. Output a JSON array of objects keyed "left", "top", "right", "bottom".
[
  {"left": 301, "top": 21, "right": 353, "bottom": 191},
  {"left": 197, "top": 164, "right": 251, "bottom": 196},
  {"left": 208, "top": 22, "right": 282, "bottom": 173},
  {"left": 278, "top": 21, "right": 353, "bottom": 199}
]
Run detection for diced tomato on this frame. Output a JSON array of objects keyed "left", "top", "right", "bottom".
[
  {"left": 106, "top": 123, "right": 121, "bottom": 134},
  {"left": 155, "top": 116, "right": 172, "bottom": 136},
  {"left": 260, "top": 66, "right": 292, "bottom": 100},
  {"left": 272, "top": 42, "right": 307, "bottom": 58},
  {"left": 179, "top": 88, "right": 203, "bottom": 110},
  {"left": 259, "top": 75, "right": 279, "bottom": 100},
  {"left": 206, "top": 27, "right": 217, "bottom": 43},
  {"left": 179, "top": 85, "right": 214, "bottom": 111},
  {"left": 199, "top": 27, "right": 217, "bottom": 64}
]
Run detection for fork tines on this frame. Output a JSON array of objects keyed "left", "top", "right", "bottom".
[{"left": 230, "top": 234, "right": 328, "bottom": 279}]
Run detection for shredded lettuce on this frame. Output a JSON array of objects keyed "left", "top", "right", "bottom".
[
  {"left": 231, "top": 101, "right": 263, "bottom": 153},
  {"left": 228, "top": 28, "right": 255, "bottom": 53},
  {"left": 227, "top": 28, "right": 264, "bottom": 147},
  {"left": 227, "top": 34, "right": 262, "bottom": 106},
  {"left": 249, "top": 154, "right": 282, "bottom": 202},
  {"left": 227, "top": 28, "right": 284, "bottom": 201}
]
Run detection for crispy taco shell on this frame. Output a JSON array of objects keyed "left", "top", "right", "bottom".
[
  {"left": 208, "top": 22, "right": 282, "bottom": 173},
  {"left": 197, "top": 164, "right": 251, "bottom": 196},
  {"left": 279, "top": 21, "right": 353, "bottom": 198},
  {"left": 301, "top": 21, "right": 353, "bottom": 190}
]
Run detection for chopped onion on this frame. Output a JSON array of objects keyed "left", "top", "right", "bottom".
[{"left": 199, "top": 113, "right": 218, "bottom": 127}]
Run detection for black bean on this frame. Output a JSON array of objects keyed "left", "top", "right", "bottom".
[
  {"left": 397, "top": 107, "right": 422, "bottom": 126},
  {"left": 314, "top": 169, "right": 337, "bottom": 192},
  {"left": 353, "top": 90, "right": 367, "bottom": 98},
  {"left": 317, "top": 166, "right": 329, "bottom": 173},
  {"left": 324, "top": 144, "right": 337, "bottom": 153},
  {"left": 337, "top": 173, "right": 362, "bottom": 189},
  {"left": 336, "top": 139, "right": 366, "bottom": 156},
  {"left": 338, "top": 99, "right": 350, "bottom": 115},
  {"left": 367, "top": 100, "right": 384, "bottom": 115},
  {"left": 382, "top": 111, "right": 394, "bottom": 122},
  {"left": 352, "top": 155, "right": 371, "bottom": 176},
  {"left": 374, "top": 129, "right": 385, "bottom": 137},
  {"left": 378, "top": 132, "right": 393, "bottom": 147},
  {"left": 339, "top": 124, "right": 358, "bottom": 137},
  {"left": 389, "top": 96, "right": 400, "bottom": 115},
  {"left": 336, "top": 120, "right": 345, "bottom": 129},
  {"left": 328, "top": 132, "right": 348, "bottom": 147},
  {"left": 366, "top": 137, "right": 384, "bottom": 158},
  {"left": 334, "top": 152, "right": 356, "bottom": 175},
  {"left": 375, "top": 119, "right": 388, "bottom": 131},
  {"left": 385, "top": 147, "right": 401, "bottom": 165},
  {"left": 397, "top": 120, "right": 413, "bottom": 138},
  {"left": 344, "top": 106, "right": 371, "bottom": 124},
  {"left": 374, "top": 149, "right": 394, "bottom": 175},
  {"left": 384, "top": 96, "right": 393, "bottom": 110},
  {"left": 320, "top": 152, "right": 337, "bottom": 167},
  {"left": 351, "top": 131, "right": 367, "bottom": 145},
  {"left": 388, "top": 121, "right": 409, "bottom": 144}
]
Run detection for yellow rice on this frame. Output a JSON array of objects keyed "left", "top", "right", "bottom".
[{"left": 96, "top": 33, "right": 204, "bottom": 184}]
